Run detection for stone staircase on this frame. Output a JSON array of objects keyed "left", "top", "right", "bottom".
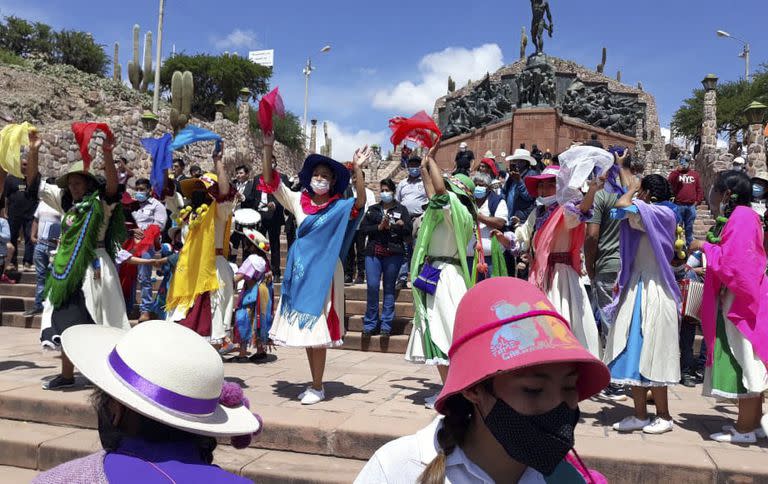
[{"left": 693, "top": 203, "right": 715, "bottom": 241}]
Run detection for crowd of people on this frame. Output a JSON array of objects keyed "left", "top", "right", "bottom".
[{"left": 1, "top": 124, "right": 768, "bottom": 482}]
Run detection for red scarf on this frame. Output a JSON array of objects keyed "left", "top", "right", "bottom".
[
  {"left": 71, "top": 122, "right": 114, "bottom": 170},
  {"left": 119, "top": 224, "right": 161, "bottom": 304}
]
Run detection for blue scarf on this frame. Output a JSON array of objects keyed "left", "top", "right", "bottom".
[
  {"left": 170, "top": 125, "right": 222, "bottom": 151},
  {"left": 141, "top": 133, "right": 173, "bottom": 196},
  {"left": 236, "top": 280, "right": 274, "bottom": 344},
  {"left": 280, "top": 197, "right": 359, "bottom": 330}
]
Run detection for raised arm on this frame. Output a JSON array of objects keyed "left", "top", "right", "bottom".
[
  {"left": 213, "top": 141, "right": 229, "bottom": 198},
  {"left": 102, "top": 136, "right": 118, "bottom": 198},
  {"left": 578, "top": 176, "right": 605, "bottom": 214},
  {"left": 352, "top": 146, "right": 373, "bottom": 211},
  {"left": 261, "top": 132, "right": 275, "bottom": 185},
  {"left": 426, "top": 142, "right": 447, "bottom": 196},
  {"left": 616, "top": 175, "right": 641, "bottom": 209},
  {"left": 25, "top": 130, "right": 43, "bottom": 187}
]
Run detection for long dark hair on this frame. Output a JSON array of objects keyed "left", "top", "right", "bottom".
[
  {"left": 713, "top": 170, "right": 752, "bottom": 211},
  {"left": 418, "top": 393, "right": 475, "bottom": 484},
  {"left": 640, "top": 174, "right": 672, "bottom": 203},
  {"left": 90, "top": 388, "right": 217, "bottom": 464}
]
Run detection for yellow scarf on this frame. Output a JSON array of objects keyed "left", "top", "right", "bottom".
[
  {"left": 166, "top": 201, "right": 231, "bottom": 315},
  {"left": 0, "top": 122, "right": 36, "bottom": 177}
]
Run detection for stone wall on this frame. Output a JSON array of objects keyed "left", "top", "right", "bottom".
[{"left": 1, "top": 61, "right": 304, "bottom": 184}]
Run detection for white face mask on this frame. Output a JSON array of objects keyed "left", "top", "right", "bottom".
[
  {"left": 536, "top": 195, "right": 558, "bottom": 207},
  {"left": 311, "top": 179, "right": 330, "bottom": 195}
]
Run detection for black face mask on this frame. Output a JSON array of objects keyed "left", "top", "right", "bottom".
[{"left": 482, "top": 399, "right": 579, "bottom": 476}]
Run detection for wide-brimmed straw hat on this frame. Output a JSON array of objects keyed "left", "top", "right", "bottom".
[
  {"left": 435, "top": 277, "right": 610, "bottom": 414},
  {"left": 56, "top": 161, "right": 99, "bottom": 189},
  {"left": 60, "top": 321, "right": 261, "bottom": 438},
  {"left": 524, "top": 165, "right": 560, "bottom": 198},
  {"left": 506, "top": 148, "right": 536, "bottom": 167},
  {"left": 179, "top": 172, "right": 218, "bottom": 199}
]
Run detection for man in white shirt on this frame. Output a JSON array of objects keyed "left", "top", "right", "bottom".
[
  {"left": 27, "top": 190, "right": 61, "bottom": 315},
  {"left": 467, "top": 172, "right": 508, "bottom": 281}
]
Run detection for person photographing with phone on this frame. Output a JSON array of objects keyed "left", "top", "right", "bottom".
[{"left": 358, "top": 178, "right": 412, "bottom": 337}]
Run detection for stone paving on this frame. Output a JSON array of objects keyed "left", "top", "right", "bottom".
[{"left": 1, "top": 326, "right": 768, "bottom": 482}]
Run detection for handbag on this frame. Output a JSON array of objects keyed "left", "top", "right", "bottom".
[
  {"left": 413, "top": 261, "right": 442, "bottom": 295},
  {"left": 679, "top": 278, "right": 704, "bottom": 322}
]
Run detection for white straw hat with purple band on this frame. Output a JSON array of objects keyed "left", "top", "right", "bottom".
[{"left": 60, "top": 321, "right": 261, "bottom": 440}]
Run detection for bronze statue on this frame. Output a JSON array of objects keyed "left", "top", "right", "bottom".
[
  {"left": 530, "top": 0, "right": 553, "bottom": 55},
  {"left": 520, "top": 27, "right": 528, "bottom": 60}
]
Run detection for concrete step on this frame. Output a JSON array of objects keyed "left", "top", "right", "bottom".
[
  {"left": 345, "top": 300, "right": 414, "bottom": 319},
  {"left": 0, "top": 312, "right": 39, "bottom": 329},
  {"left": 339, "top": 332, "right": 409, "bottom": 353},
  {"left": 346, "top": 315, "right": 413, "bottom": 335},
  {"left": 0, "top": 465, "right": 38, "bottom": 483},
  {"left": 0, "top": 418, "right": 364, "bottom": 483},
  {"left": 0, "top": 284, "right": 36, "bottom": 298}
]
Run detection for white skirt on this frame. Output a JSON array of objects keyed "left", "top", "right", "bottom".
[
  {"left": 166, "top": 255, "right": 235, "bottom": 344},
  {"left": 547, "top": 263, "right": 601, "bottom": 359},
  {"left": 40, "top": 248, "right": 130, "bottom": 346},
  {"left": 406, "top": 261, "right": 467, "bottom": 366},
  {"left": 269, "top": 261, "right": 345, "bottom": 348}
]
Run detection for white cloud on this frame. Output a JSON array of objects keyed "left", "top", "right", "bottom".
[
  {"left": 372, "top": 43, "right": 504, "bottom": 113},
  {"left": 661, "top": 127, "right": 728, "bottom": 150},
  {"left": 212, "top": 29, "right": 258, "bottom": 50},
  {"left": 317, "top": 121, "right": 388, "bottom": 162}
]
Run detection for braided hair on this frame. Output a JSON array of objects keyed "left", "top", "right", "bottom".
[
  {"left": 418, "top": 394, "right": 474, "bottom": 484},
  {"left": 640, "top": 174, "right": 672, "bottom": 203}
]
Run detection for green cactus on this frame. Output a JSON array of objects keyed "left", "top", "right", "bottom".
[
  {"left": 113, "top": 42, "right": 121, "bottom": 82},
  {"left": 140, "top": 31, "right": 153, "bottom": 92},
  {"left": 128, "top": 24, "right": 141, "bottom": 90},
  {"left": 170, "top": 70, "right": 194, "bottom": 133}
]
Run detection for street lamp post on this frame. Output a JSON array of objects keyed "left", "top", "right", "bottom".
[
  {"left": 302, "top": 45, "right": 331, "bottom": 144},
  {"left": 152, "top": 0, "right": 165, "bottom": 113},
  {"left": 716, "top": 30, "right": 750, "bottom": 82}
]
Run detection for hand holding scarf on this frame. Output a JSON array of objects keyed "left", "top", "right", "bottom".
[{"left": 0, "top": 122, "right": 37, "bottom": 177}]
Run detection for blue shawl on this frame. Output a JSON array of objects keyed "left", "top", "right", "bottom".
[
  {"left": 280, "top": 197, "right": 359, "bottom": 330},
  {"left": 141, "top": 133, "right": 173, "bottom": 196},
  {"left": 604, "top": 200, "right": 681, "bottom": 325}
]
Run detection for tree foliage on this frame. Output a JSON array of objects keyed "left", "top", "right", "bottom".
[
  {"left": 249, "top": 108, "right": 305, "bottom": 152},
  {"left": 672, "top": 66, "right": 768, "bottom": 142},
  {"left": 159, "top": 53, "right": 271, "bottom": 120},
  {"left": 0, "top": 15, "right": 108, "bottom": 75}
]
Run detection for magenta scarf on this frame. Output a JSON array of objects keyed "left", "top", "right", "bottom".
[{"left": 701, "top": 206, "right": 768, "bottom": 366}]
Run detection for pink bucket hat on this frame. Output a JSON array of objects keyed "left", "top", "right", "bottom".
[
  {"left": 435, "top": 277, "right": 610, "bottom": 414},
  {"left": 524, "top": 165, "right": 560, "bottom": 199}
]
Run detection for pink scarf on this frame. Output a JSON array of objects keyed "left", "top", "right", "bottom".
[
  {"left": 701, "top": 206, "right": 768, "bottom": 366},
  {"left": 529, "top": 205, "right": 585, "bottom": 291}
]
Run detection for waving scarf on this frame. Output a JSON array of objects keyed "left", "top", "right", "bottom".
[
  {"left": 701, "top": 206, "right": 768, "bottom": 365},
  {"left": 165, "top": 202, "right": 219, "bottom": 315},
  {"left": 604, "top": 200, "right": 681, "bottom": 326},
  {"left": 259, "top": 87, "right": 286, "bottom": 136},
  {"left": 280, "top": 197, "right": 358, "bottom": 330},
  {"left": 0, "top": 122, "right": 36, "bottom": 177},
  {"left": 389, "top": 111, "right": 442, "bottom": 148},
  {"left": 71, "top": 122, "right": 114, "bottom": 171},
  {"left": 410, "top": 192, "right": 474, "bottom": 361},
  {"left": 529, "top": 205, "right": 585, "bottom": 290},
  {"left": 141, "top": 133, "right": 173, "bottom": 196},
  {"left": 171, "top": 125, "right": 222, "bottom": 151},
  {"left": 44, "top": 192, "right": 104, "bottom": 308}
]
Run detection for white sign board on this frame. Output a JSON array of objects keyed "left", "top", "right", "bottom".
[{"left": 249, "top": 49, "right": 274, "bottom": 68}]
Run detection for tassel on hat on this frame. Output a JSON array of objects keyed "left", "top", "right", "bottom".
[{"left": 219, "top": 382, "right": 263, "bottom": 449}]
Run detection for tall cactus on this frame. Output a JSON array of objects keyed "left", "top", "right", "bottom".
[
  {"left": 128, "top": 25, "right": 142, "bottom": 90},
  {"left": 113, "top": 42, "right": 121, "bottom": 82},
  {"left": 170, "top": 70, "right": 194, "bottom": 133},
  {"left": 597, "top": 47, "right": 607, "bottom": 74},
  {"left": 140, "top": 31, "right": 153, "bottom": 92}
]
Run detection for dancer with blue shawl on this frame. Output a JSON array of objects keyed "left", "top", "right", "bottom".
[
  {"left": 260, "top": 131, "right": 372, "bottom": 405},
  {"left": 604, "top": 174, "right": 682, "bottom": 436}
]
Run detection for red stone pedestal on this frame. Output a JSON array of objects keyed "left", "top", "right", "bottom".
[{"left": 435, "top": 108, "right": 636, "bottom": 172}]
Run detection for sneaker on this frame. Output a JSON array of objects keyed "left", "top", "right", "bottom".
[
  {"left": 218, "top": 343, "right": 236, "bottom": 356},
  {"left": 23, "top": 263, "right": 34, "bottom": 271},
  {"left": 395, "top": 279, "right": 407, "bottom": 291},
  {"left": 612, "top": 416, "right": 650, "bottom": 432},
  {"left": 344, "top": 276, "right": 353, "bottom": 285},
  {"left": 361, "top": 331, "right": 373, "bottom": 338},
  {"left": 722, "top": 425, "right": 766, "bottom": 439},
  {"left": 710, "top": 429, "right": 756, "bottom": 443},
  {"left": 380, "top": 330, "right": 391, "bottom": 338},
  {"left": 24, "top": 307, "right": 44, "bottom": 317},
  {"left": 680, "top": 373, "right": 697, "bottom": 388},
  {"left": 300, "top": 387, "right": 325, "bottom": 405},
  {"left": 298, "top": 386, "right": 309, "bottom": 400},
  {"left": 43, "top": 375, "right": 75, "bottom": 390},
  {"left": 643, "top": 417, "right": 674, "bottom": 434},
  {"left": 424, "top": 393, "right": 439, "bottom": 410},
  {"left": 354, "top": 278, "right": 365, "bottom": 285},
  {"left": 0, "top": 274, "right": 16, "bottom": 284},
  {"left": 599, "top": 384, "right": 627, "bottom": 401}
]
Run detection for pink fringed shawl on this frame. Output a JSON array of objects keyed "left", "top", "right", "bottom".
[{"left": 701, "top": 206, "right": 768, "bottom": 366}]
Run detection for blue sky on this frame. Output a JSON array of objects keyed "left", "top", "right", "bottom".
[{"left": 1, "top": 0, "right": 766, "bottom": 158}]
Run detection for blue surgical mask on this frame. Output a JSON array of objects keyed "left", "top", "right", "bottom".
[
  {"left": 380, "top": 191, "right": 393, "bottom": 203},
  {"left": 408, "top": 168, "right": 421, "bottom": 178},
  {"left": 474, "top": 186, "right": 488, "bottom": 200},
  {"left": 135, "top": 192, "right": 149, "bottom": 202},
  {"left": 753, "top": 183, "right": 766, "bottom": 200}
]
